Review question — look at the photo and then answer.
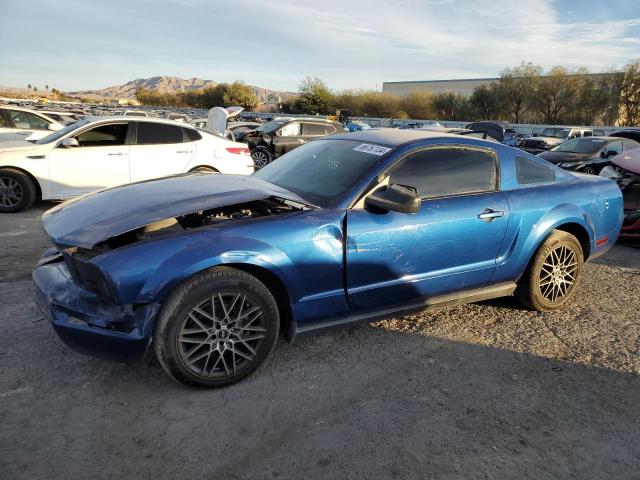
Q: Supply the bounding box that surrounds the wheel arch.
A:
[224,263,293,334]
[188,165,219,173]
[0,165,42,199]
[554,222,592,259]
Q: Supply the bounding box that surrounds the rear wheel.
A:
[581,165,597,175]
[251,146,272,169]
[516,230,584,311]
[154,267,280,387]
[0,168,36,213]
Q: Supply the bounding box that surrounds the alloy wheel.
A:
[538,245,578,303]
[251,151,270,169]
[0,177,23,208]
[177,292,267,379]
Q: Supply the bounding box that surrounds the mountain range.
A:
[67,76,292,102]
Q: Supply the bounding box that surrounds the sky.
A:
[1,0,639,92]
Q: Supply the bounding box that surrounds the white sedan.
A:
[0,106,65,141]
[0,116,254,212]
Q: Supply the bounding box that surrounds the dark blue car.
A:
[33,129,623,387]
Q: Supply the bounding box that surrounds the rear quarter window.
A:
[515,156,555,185]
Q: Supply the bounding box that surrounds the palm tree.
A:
[45,84,49,96]
[27,84,32,97]
[33,86,38,97]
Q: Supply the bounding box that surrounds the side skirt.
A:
[287,281,517,343]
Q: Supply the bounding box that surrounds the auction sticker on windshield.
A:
[353,143,392,156]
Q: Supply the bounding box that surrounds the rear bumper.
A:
[33,261,160,363]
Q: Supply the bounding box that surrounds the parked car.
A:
[36,110,81,125]
[123,110,149,117]
[242,117,345,168]
[610,128,640,143]
[465,121,510,143]
[0,106,64,141]
[538,136,639,175]
[600,149,640,239]
[33,129,622,387]
[0,117,253,212]
[520,127,595,154]
[345,121,371,132]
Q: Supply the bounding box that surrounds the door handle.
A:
[16,132,30,136]
[477,208,504,222]
[108,152,124,156]
[176,150,192,154]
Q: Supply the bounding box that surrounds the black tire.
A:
[0,168,37,213]
[516,230,584,311]
[154,267,280,387]
[251,146,273,169]
[581,165,597,175]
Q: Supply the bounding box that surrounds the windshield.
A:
[541,128,570,138]
[255,120,285,133]
[33,119,90,144]
[253,139,391,207]
[551,138,605,154]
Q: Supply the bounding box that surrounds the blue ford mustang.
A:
[33,129,623,387]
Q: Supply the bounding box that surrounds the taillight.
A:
[225,147,250,156]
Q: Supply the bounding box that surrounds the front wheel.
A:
[581,165,597,175]
[516,230,584,311]
[0,168,37,213]
[251,146,273,169]
[154,267,280,387]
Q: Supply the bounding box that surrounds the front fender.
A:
[138,235,302,304]
[92,231,303,306]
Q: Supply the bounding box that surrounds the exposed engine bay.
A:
[94,197,305,251]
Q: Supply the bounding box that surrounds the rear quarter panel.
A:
[492,147,623,284]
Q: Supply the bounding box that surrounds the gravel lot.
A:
[1,203,639,479]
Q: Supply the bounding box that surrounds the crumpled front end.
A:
[33,252,160,363]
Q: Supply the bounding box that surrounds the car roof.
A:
[328,128,464,147]
[84,115,198,128]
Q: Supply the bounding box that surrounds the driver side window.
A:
[73,123,128,147]
[389,147,498,199]
[604,140,622,157]
[279,122,301,137]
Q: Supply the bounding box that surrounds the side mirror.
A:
[365,184,421,214]
[48,123,63,131]
[60,137,79,148]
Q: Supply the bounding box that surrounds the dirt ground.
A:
[1,203,639,480]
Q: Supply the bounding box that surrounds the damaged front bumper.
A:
[33,259,160,363]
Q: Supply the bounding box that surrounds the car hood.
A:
[42,173,309,249]
[538,151,592,163]
[0,139,43,153]
[611,149,640,174]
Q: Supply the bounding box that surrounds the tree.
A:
[45,84,49,96]
[295,76,334,115]
[619,60,640,126]
[359,92,403,118]
[401,91,434,119]
[432,92,471,121]
[33,86,38,95]
[27,84,32,97]
[496,62,542,123]
[469,84,501,120]
[534,66,581,124]
[222,81,258,109]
